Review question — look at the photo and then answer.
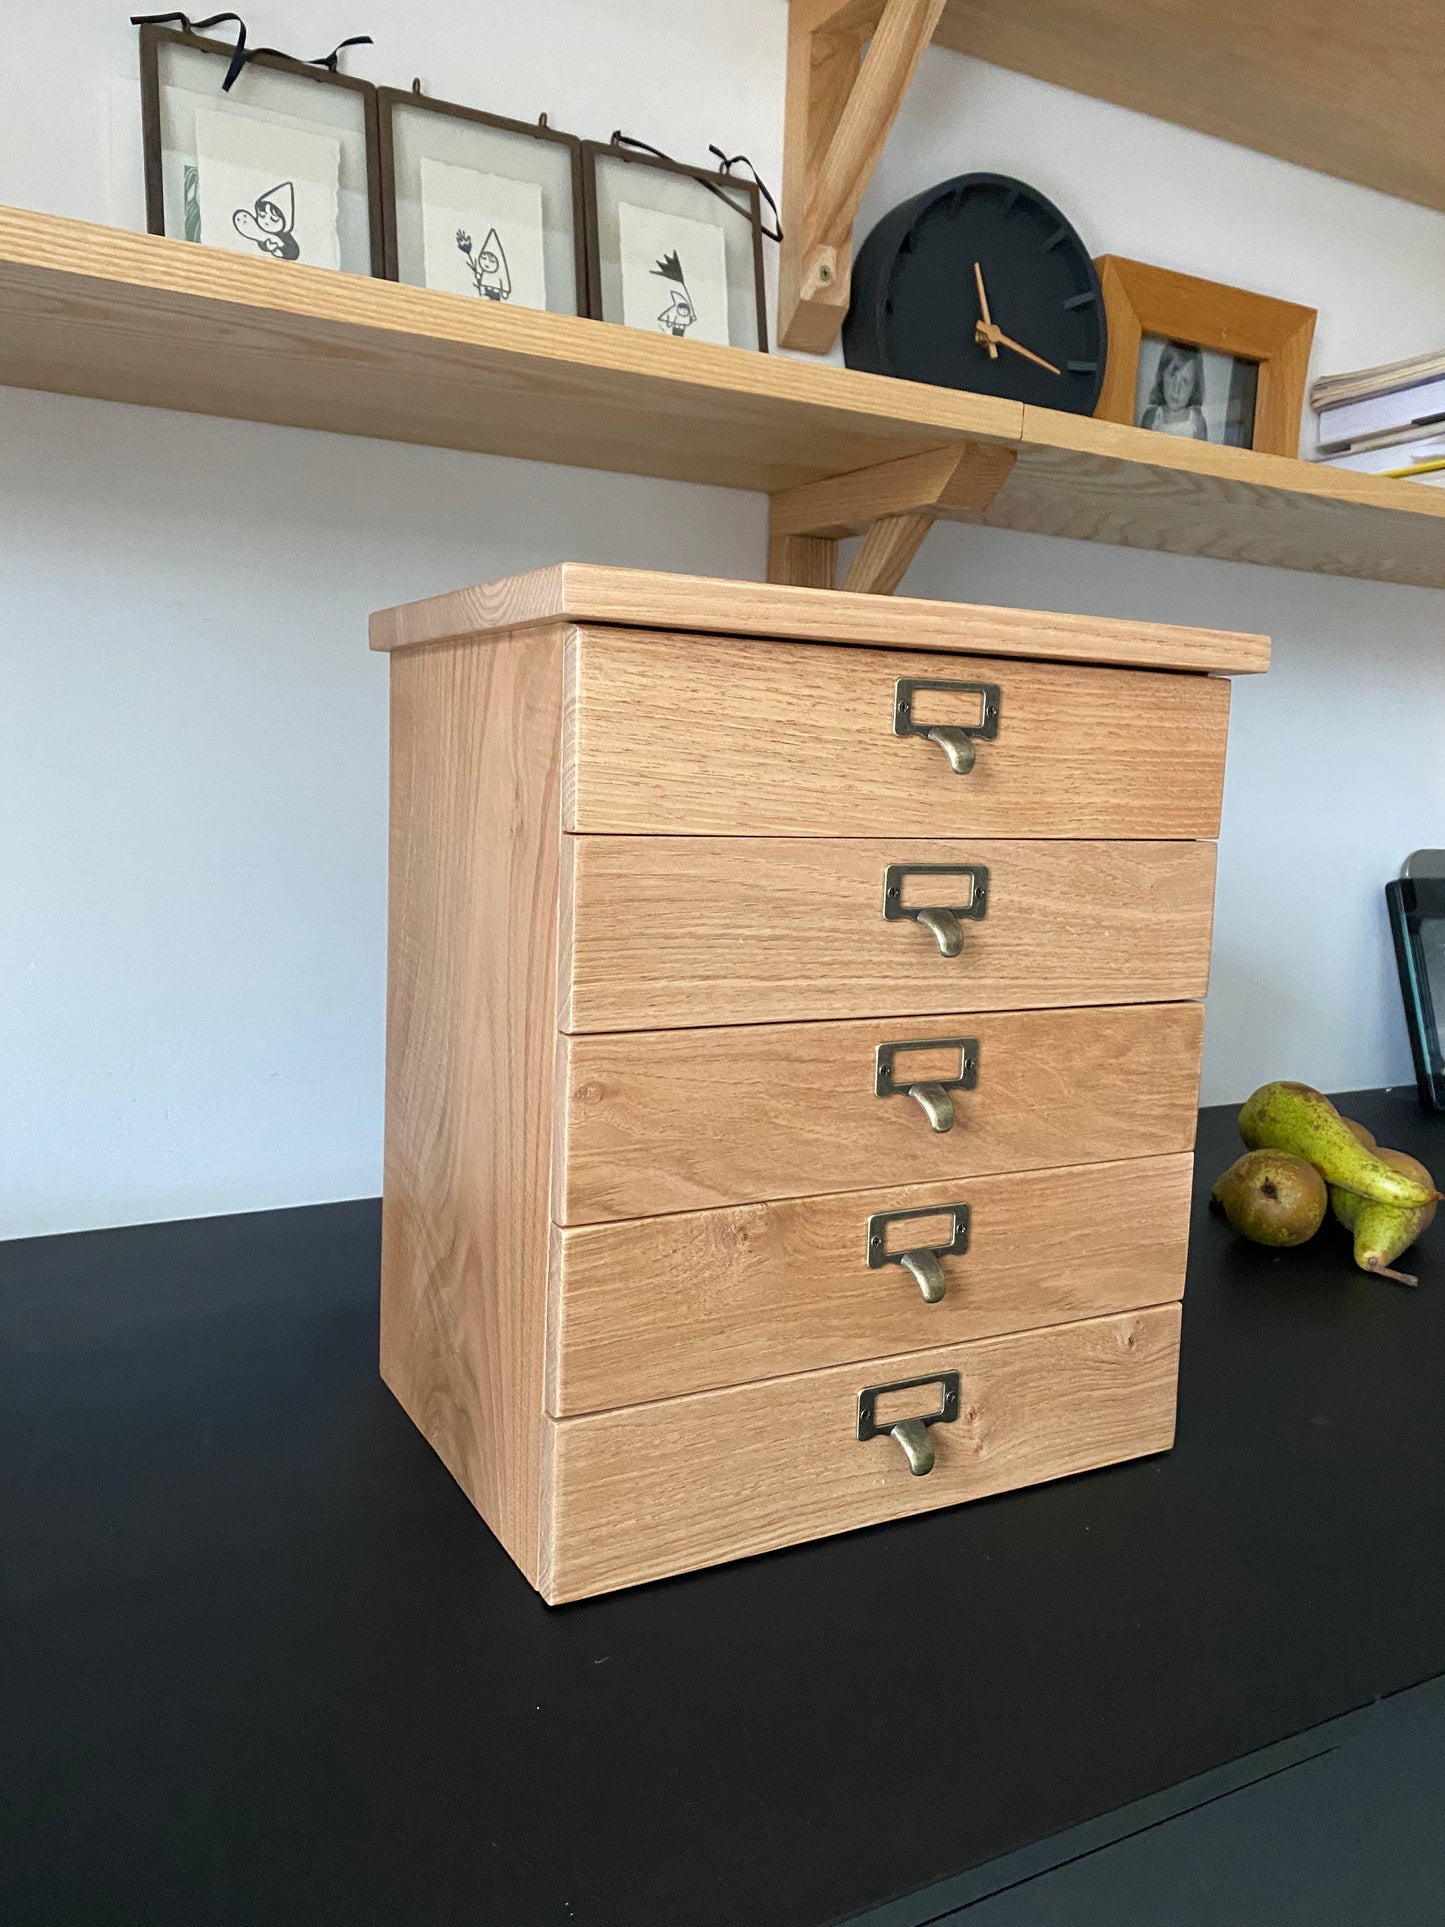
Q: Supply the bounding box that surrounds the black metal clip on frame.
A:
[129,11,372,91]
[609,131,783,243]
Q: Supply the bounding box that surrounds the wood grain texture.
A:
[842,510,936,592]
[769,442,1019,538]
[936,0,1445,218]
[379,626,564,1583]
[778,0,947,352]
[3,205,1441,590]
[371,562,1268,673]
[766,530,839,590]
[776,4,858,352]
[565,630,1234,839]
[803,0,948,253]
[554,1001,1204,1223]
[987,407,1445,590]
[0,202,1016,495]
[540,1303,1181,1600]
[1094,257,1316,459]
[558,836,1217,1031]
[548,1153,1192,1414]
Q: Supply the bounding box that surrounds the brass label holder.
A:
[857,1370,961,1476]
[875,1036,980,1134]
[867,1200,971,1302]
[883,861,990,957]
[892,678,1001,774]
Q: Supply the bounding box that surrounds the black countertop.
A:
[4,1089,1444,1927]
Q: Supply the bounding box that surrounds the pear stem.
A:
[1366,1259,1419,1288]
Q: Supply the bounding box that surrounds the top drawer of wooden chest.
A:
[564,629,1231,838]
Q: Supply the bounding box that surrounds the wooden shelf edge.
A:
[0,203,1019,485]
[1020,406,1445,526]
[3,205,1444,592]
[990,406,1445,591]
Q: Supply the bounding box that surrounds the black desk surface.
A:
[4,1089,1445,1927]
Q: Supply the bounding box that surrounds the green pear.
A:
[1239,1082,1438,1210]
[1212,1150,1327,1247]
[1341,1117,1377,1151]
[1331,1147,1437,1286]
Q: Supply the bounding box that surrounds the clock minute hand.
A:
[989,325,1062,377]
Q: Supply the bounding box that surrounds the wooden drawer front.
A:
[565,629,1231,838]
[548,1154,1192,1415]
[541,1304,1181,1601]
[560,835,1216,1031]
[554,1000,1202,1223]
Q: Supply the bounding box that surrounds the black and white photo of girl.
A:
[1135,334,1259,447]
[232,179,300,260]
[1140,339,1208,439]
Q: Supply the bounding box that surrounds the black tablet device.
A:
[1388,860,1445,1112]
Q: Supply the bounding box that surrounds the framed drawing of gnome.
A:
[377,85,587,317]
[581,138,768,351]
[137,20,383,277]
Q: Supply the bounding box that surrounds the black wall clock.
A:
[843,173,1107,415]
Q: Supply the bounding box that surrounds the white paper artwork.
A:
[194,107,341,268]
[617,201,730,346]
[419,158,548,308]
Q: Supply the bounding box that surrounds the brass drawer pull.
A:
[883,863,990,957]
[857,1370,961,1476]
[875,1036,979,1134]
[893,678,1001,776]
[867,1201,970,1303]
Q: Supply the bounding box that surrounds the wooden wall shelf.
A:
[5,206,1445,591]
[935,0,1445,221]
[0,205,1012,496]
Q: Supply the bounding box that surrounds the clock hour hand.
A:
[972,261,999,360]
[977,320,1062,376]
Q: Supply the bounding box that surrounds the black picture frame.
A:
[580,139,768,351]
[375,84,587,316]
[1388,875,1445,1112]
[137,21,385,277]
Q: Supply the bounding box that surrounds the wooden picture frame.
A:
[582,140,768,352]
[1094,256,1316,458]
[138,22,384,277]
[376,85,587,316]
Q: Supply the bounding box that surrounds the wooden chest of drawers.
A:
[372,564,1268,1604]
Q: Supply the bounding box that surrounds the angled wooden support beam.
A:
[779,0,947,353]
[842,512,935,592]
[767,440,1019,593]
[771,443,1019,540]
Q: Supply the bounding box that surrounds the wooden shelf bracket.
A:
[778,0,947,353]
[768,442,1018,592]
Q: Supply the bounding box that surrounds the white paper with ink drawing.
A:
[419,158,548,308]
[194,107,341,268]
[617,202,729,345]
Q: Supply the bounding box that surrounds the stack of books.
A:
[1311,350,1445,483]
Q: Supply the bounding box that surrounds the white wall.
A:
[2,3,1442,1237]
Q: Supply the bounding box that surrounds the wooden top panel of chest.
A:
[370,563,1270,676]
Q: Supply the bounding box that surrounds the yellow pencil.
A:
[1382,456,1445,478]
